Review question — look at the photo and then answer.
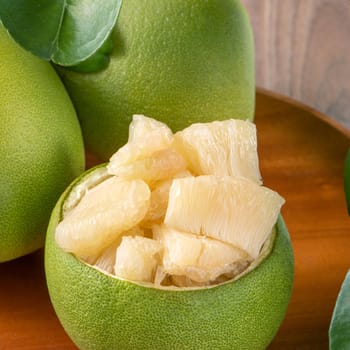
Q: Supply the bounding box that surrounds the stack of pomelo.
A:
[45,116,294,350]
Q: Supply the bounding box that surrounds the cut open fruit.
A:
[55,115,286,288]
[46,115,294,350]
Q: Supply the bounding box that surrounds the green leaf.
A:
[0,0,122,69]
[65,34,114,73]
[329,269,350,350]
[345,149,350,216]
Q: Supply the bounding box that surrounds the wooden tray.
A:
[1,89,350,349]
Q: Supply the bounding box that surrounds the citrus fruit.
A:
[0,24,85,262]
[45,116,293,350]
[57,0,255,160]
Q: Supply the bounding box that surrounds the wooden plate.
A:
[1,89,350,349]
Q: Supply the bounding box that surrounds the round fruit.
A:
[0,24,85,262]
[58,0,255,160]
[45,167,293,350]
[45,117,293,350]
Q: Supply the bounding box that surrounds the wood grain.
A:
[255,90,350,349]
[0,90,350,349]
[241,0,350,129]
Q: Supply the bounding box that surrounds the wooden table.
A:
[1,89,350,349]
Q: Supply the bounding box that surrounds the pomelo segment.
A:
[55,176,150,258]
[173,119,261,183]
[110,148,187,183]
[85,226,145,275]
[141,170,193,226]
[86,240,120,275]
[115,236,162,282]
[108,115,187,184]
[153,225,251,284]
[164,175,285,259]
[108,115,173,171]
[141,179,173,226]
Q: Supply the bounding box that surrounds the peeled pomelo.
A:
[115,235,162,283]
[107,115,175,172]
[45,169,293,350]
[55,176,151,259]
[164,175,284,259]
[0,24,84,262]
[45,116,293,349]
[107,115,188,185]
[57,0,255,160]
[173,119,262,183]
[153,224,251,284]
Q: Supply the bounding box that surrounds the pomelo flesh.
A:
[115,236,162,283]
[55,115,280,285]
[55,176,151,259]
[153,225,251,284]
[107,115,188,184]
[173,119,262,183]
[164,175,284,259]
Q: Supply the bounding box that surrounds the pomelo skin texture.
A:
[45,166,294,350]
[58,0,255,160]
[0,25,85,262]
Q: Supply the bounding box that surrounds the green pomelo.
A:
[58,0,255,160]
[45,166,294,350]
[0,24,85,262]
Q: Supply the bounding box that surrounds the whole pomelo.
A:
[58,0,255,160]
[45,165,294,350]
[0,24,85,262]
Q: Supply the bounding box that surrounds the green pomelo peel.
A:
[329,269,350,349]
[0,24,85,262]
[58,0,255,160]
[45,166,294,350]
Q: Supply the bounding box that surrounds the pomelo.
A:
[57,0,255,160]
[45,170,293,350]
[0,24,85,262]
[45,117,294,349]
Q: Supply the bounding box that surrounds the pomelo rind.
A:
[57,0,255,160]
[45,165,294,350]
[0,24,85,262]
